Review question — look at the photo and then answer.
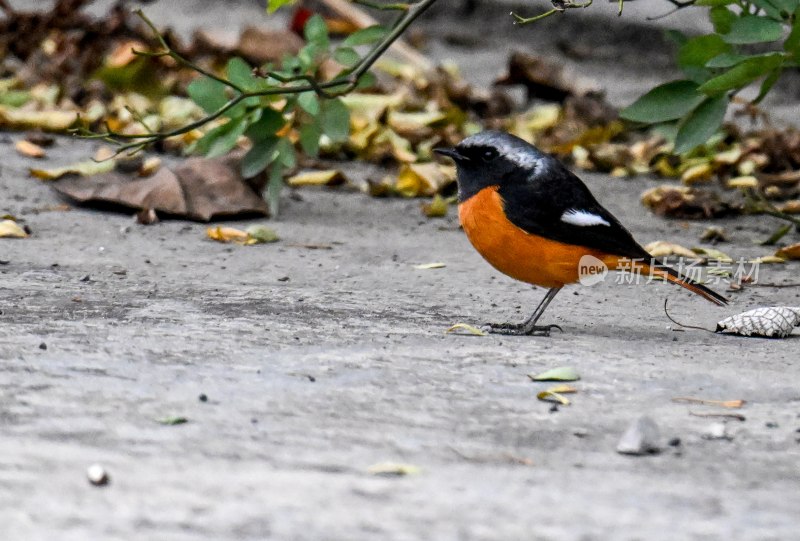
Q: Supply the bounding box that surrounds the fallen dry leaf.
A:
[15,139,46,158]
[715,306,800,338]
[691,247,733,263]
[495,51,601,102]
[775,243,800,260]
[445,323,487,336]
[0,219,29,238]
[30,159,116,180]
[529,366,580,382]
[395,163,455,197]
[672,397,746,408]
[135,208,159,225]
[641,185,734,219]
[367,462,420,476]
[207,224,278,245]
[749,255,786,264]
[413,262,446,269]
[536,387,574,405]
[51,154,268,221]
[645,241,700,260]
[421,194,449,218]
[287,170,347,187]
[0,106,78,131]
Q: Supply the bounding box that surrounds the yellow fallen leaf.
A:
[775,243,800,260]
[395,162,455,197]
[536,389,571,405]
[445,323,487,336]
[286,170,347,187]
[30,159,116,180]
[207,226,249,243]
[749,255,786,264]
[645,241,700,260]
[691,247,733,263]
[544,384,578,394]
[15,139,46,158]
[726,176,758,189]
[672,397,745,409]
[681,163,714,184]
[367,462,420,476]
[421,194,448,218]
[139,157,162,176]
[0,219,28,238]
[413,262,446,269]
[0,105,78,131]
[206,225,278,245]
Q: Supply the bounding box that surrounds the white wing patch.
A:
[560,209,611,227]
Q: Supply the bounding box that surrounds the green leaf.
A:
[355,71,377,90]
[267,0,297,13]
[678,35,731,81]
[664,29,688,46]
[698,54,783,94]
[195,117,247,158]
[320,98,350,142]
[770,0,800,14]
[784,14,800,57]
[722,15,784,44]
[749,0,783,19]
[266,163,284,217]
[274,136,297,168]
[343,25,387,46]
[620,80,705,123]
[705,52,749,68]
[333,47,361,67]
[0,90,30,107]
[709,6,736,34]
[753,67,782,103]
[695,0,735,5]
[299,121,321,156]
[242,136,278,178]
[303,15,329,47]
[157,416,188,425]
[528,367,580,382]
[674,95,728,153]
[245,107,285,141]
[187,76,227,114]
[226,57,257,91]
[297,92,320,116]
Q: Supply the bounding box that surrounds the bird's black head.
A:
[434,131,557,202]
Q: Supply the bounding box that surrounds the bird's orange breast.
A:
[458,186,618,288]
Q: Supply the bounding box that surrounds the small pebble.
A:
[38,342,47,350]
[702,422,730,440]
[617,416,661,455]
[87,464,110,486]
[668,437,681,447]
[765,422,778,429]
[198,393,208,402]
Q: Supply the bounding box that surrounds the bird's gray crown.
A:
[458,131,547,172]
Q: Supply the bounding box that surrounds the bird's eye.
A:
[482,148,498,161]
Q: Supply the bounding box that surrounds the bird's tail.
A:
[634,261,728,306]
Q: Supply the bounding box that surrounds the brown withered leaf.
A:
[640,185,735,219]
[495,51,603,102]
[235,26,304,66]
[775,243,800,260]
[52,154,268,221]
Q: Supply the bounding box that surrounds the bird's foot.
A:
[481,322,563,336]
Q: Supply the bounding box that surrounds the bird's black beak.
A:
[433,147,467,162]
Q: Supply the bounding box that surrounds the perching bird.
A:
[434,131,727,336]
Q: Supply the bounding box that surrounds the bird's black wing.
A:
[497,166,652,261]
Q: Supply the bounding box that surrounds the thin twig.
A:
[663,298,715,333]
[80,0,438,154]
[513,0,593,24]
[689,410,746,421]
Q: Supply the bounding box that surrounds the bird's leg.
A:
[484,287,563,336]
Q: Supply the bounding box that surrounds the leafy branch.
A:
[79,1,436,156]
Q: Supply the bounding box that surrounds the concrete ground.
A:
[2,1,800,540]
